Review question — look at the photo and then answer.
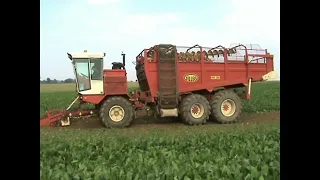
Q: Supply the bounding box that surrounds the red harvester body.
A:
[40,44,276,128]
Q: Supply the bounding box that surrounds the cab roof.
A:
[67,52,105,60]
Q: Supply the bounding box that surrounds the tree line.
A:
[40,77,76,84]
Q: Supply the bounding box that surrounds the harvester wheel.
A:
[210,90,242,124]
[180,94,210,125]
[99,96,134,128]
[95,104,101,110]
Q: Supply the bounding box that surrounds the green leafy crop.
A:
[40,81,280,179]
[40,127,280,180]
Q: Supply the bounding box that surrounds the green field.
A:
[40,82,139,93]
[40,81,280,118]
[40,81,280,179]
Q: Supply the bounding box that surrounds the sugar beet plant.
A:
[40,127,280,180]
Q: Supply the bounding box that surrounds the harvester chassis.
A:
[40,43,276,128]
[40,85,248,127]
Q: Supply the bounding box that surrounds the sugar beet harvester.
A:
[40,44,277,128]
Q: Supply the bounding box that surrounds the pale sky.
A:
[40,0,280,81]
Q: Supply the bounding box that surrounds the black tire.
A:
[95,104,101,110]
[178,103,187,124]
[99,96,134,128]
[180,94,211,125]
[210,90,242,124]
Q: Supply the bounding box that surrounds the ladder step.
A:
[161,104,178,109]
[159,87,177,90]
[159,67,175,71]
[161,95,178,98]
[157,45,178,108]
[159,77,176,80]
[159,59,175,61]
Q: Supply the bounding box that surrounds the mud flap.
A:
[246,78,252,100]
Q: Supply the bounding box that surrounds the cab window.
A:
[90,59,103,80]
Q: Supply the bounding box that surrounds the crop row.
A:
[40,126,280,180]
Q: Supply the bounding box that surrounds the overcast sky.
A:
[40,0,280,81]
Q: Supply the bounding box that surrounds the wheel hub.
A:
[192,106,199,114]
[190,103,205,118]
[220,99,236,117]
[109,105,125,122]
[223,104,229,111]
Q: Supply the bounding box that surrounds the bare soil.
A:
[68,111,280,130]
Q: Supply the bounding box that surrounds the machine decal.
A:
[184,74,199,82]
[210,76,221,80]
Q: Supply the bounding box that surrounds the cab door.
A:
[81,58,104,95]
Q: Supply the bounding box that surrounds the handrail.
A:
[135,49,145,59]
[208,45,226,51]
[186,44,201,52]
[229,44,247,51]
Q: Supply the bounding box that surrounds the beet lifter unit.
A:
[40,44,277,128]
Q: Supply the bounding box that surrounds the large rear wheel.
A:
[99,96,134,128]
[210,90,242,124]
[180,94,210,125]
